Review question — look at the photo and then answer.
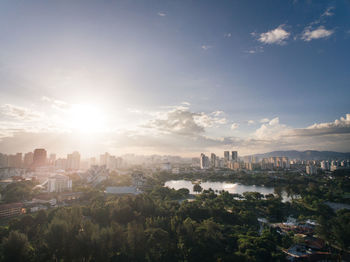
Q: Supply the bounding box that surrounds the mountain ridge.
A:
[246,150,350,160]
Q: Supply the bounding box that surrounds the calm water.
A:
[165,180,283,196]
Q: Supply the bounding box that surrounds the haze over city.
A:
[1,1,350,261]
[0,0,349,157]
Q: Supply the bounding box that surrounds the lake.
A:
[165,180,289,200]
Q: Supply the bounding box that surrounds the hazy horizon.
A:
[1,0,349,156]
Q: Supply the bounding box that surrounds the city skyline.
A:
[1,2,349,261]
[0,0,350,156]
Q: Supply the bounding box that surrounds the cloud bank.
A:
[0,100,349,156]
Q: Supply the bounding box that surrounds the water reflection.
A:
[165,180,291,201]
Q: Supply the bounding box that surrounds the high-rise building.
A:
[320,160,330,171]
[191,157,200,167]
[107,155,116,170]
[251,156,257,164]
[67,151,80,170]
[267,156,289,169]
[100,152,110,166]
[8,153,22,168]
[49,154,56,166]
[224,151,230,162]
[231,151,238,162]
[281,157,290,169]
[33,149,47,167]
[116,157,123,169]
[23,152,34,168]
[211,153,216,167]
[0,154,8,168]
[200,153,210,169]
[55,158,67,170]
[306,165,317,175]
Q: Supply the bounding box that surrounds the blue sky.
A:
[0,0,349,157]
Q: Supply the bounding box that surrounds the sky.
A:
[0,0,349,157]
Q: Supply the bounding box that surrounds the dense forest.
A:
[0,170,349,261]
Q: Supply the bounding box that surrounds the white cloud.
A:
[322,6,335,17]
[260,118,270,123]
[1,113,350,156]
[194,112,227,127]
[255,117,289,140]
[211,110,224,117]
[308,114,350,129]
[41,96,69,112]
[248,120,255,125]
[231,123,239,130]
[201,45,212,50]
[143,105,226,136]
[301,26,334,41]
[253,114,350,152]
[181,101,191,106]
[257,25,290,45]
[245,46,264,54]
[269,117,279,126]
[157,12,166,17]
[0,104,43,121]
[224,33,232,38]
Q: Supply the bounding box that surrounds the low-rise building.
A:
[0,202,25,219]
[48,174,72,193]
[105,186,140,195]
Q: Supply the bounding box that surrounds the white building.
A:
[47,174,72,193]
[320,161,330,171]
[306,165,317,175]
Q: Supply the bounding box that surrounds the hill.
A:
[249,150,350,160]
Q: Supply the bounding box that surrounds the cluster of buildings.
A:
[261,157,290,169]
[320,160,350,171]
[196,152,350,174]
[0,149,79,170]
[304,160,350,175]
[0,149,126,172]
[199,151,238,169]
[0,149,46,169]
[258,217,333,261]
[198,151,292,171]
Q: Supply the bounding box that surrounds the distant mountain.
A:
[248,150,350,160]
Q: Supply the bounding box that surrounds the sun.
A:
[67,104,107,133]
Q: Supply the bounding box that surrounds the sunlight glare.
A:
[67,104,107,133]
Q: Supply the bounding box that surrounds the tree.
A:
[1,181,35,203]
[193,184,202,194]
[45,218,70,261]
[178,188,190,197]
[331,210,350,253]
[145,227,173,261]
[1,231,33,262]
[127,221,145,260]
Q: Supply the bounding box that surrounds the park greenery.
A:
[0,169,349,261]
